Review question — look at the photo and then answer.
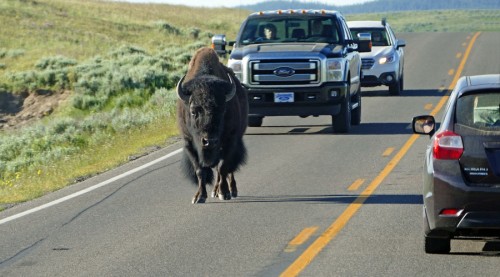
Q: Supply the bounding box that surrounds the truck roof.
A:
[248,9,342,17]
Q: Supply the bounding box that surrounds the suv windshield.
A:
[239,16,340,45]
[350,28,390,46]
[456,92,500,130]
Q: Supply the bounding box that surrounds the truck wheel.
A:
[332,93,351,133]
[248,116,263,127]
[350,87,361,126]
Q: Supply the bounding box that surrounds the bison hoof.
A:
[218,192,231,201]
[211,191,217,198]
[231,191,238,198]
[192,196,206,204]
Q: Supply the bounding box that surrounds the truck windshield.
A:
[239,16,340,45]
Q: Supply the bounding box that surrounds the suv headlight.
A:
[326,59,345,82]
[379,53,395,64]
[227,59,242,81]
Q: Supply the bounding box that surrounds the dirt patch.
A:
[0,89,70,130]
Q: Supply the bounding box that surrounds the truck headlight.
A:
[227,59,242,81]
[379,53,395,64]
[326,59,345,82]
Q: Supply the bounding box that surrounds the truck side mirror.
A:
[211,34,227,57]
[355,33,372,53]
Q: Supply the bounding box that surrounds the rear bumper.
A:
[425,169,500,239]
[246,82,348,117]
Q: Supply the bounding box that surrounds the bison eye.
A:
[190,107,201,117]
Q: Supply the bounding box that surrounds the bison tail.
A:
[181,151,214,185]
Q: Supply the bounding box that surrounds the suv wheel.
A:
[389,74,403,95]
[424,236,451,254]
[248,116,263,127]
[389,81,401,95]
[332,93,351,133]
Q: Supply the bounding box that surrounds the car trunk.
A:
[458,134,500,186]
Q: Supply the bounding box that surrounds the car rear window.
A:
[455,92,500,130]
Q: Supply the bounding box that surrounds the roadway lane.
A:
[1,32,499,277]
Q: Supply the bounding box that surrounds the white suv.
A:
[347,19,406,95]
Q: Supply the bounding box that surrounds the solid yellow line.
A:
[382,147,394,157]
[279,31,481,277]
[347,179,365,191]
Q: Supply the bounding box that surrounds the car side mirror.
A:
[412,115,435,137]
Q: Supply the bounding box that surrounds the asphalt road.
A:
[1,32,499,277]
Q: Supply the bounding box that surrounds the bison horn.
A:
[225,73,237,102]
[176,75,190,102]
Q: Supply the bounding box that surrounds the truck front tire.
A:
[332,93,351,133]
[248,116,263,127]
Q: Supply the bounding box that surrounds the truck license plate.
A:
[274,92,294,103]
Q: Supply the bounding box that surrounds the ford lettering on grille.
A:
[274,67,295,77]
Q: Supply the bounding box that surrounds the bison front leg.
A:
[193,168,210,204]
[211,172,221,198]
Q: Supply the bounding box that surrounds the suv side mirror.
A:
[355,33,372,53]
[396,39,406,49]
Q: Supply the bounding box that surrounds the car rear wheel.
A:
[248,116,263,127]
[332,93,351,133]
[424,236,451,254]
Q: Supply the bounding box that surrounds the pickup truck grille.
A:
[361,58,375,70]
[249,59,320,86]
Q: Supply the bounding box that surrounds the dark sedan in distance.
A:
[412,74,500,254]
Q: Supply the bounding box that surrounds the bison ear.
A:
[225,73,237,102]
[176,75,191,102]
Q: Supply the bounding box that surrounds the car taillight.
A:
[433,130,464,160]
[439,208,464,217]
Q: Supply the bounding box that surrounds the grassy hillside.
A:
[0,0,498,209]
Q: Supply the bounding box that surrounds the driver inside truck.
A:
[263,23,277,40]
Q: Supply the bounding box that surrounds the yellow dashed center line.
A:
[424,103,433,110]
[348,179,365,191]
[285,227,319,253]
[382,147,395,157]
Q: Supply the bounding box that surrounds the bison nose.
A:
[201,137,218,148]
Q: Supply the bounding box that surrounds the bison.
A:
[176,47,248,204]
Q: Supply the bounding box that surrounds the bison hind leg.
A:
[228,173,237,198]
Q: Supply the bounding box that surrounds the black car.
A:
[412,74,500,254]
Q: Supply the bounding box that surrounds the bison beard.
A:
[176,47,248,204]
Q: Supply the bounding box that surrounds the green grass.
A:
[0,0,499,210]
[346,9,500,32]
